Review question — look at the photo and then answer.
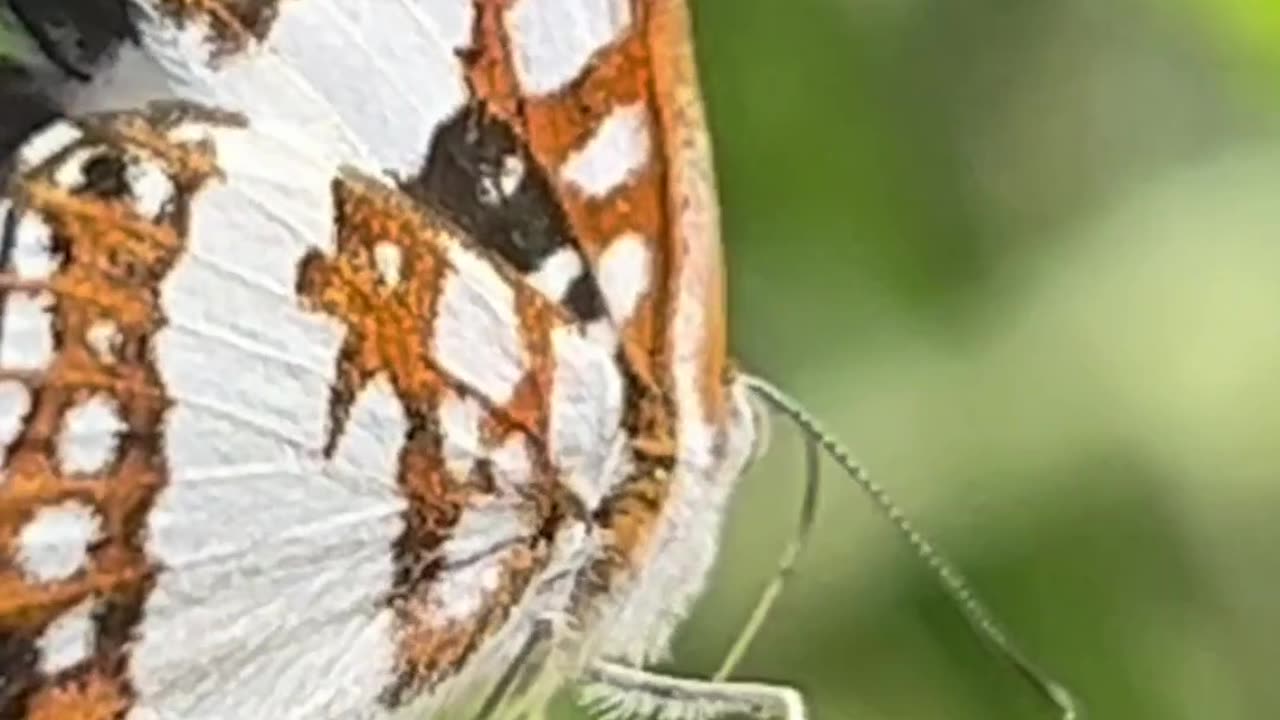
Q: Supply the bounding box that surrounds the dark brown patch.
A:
[401,103,607,323]
[297,173,579,704]
[461,0,733,423]
[0,103,228,718]
[463,0,669,375]
[154,0,281,59]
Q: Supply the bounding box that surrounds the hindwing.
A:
[0,103,625,718]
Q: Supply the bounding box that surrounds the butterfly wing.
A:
[451,0,752,665]
[57,0,754,687]
[73,3,714,351]
[0,104,624,718]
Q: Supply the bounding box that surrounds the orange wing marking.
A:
[465,0,672,400]
[296,172,575,702]
[153,0,283,58]
[462,0,712,617]
[0,105,231,719]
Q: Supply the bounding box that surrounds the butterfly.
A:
[0,2,1080,719]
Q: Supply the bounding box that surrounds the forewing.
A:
[0,104,623,718]
[456,0,727,397]
[453,0,764,668]
[77,3,727,398]
[63,0,742,684]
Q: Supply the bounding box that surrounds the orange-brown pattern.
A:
[461,0,727,617]
[296,171,579,699]
[465,0,673,397]
[155,0,282,58]
[144,0,720,478]
[3,0,738,710]
[0,104,233,719]
[26,672,129,720]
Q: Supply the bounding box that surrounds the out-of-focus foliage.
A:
[617,1,1276,719]
[1182,0,1280,86]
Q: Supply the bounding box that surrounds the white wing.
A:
[52,1,649,329]
[13,0,746,706]
[0,105,624,719]
[62,2,624,174]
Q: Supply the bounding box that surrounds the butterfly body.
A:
[0,2,766,718]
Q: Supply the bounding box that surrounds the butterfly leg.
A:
[577,660,807,720]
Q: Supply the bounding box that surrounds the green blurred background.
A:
[644,1,1279,719]
[3,1,1277,718]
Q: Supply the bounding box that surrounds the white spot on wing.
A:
[0,381,30,470]
[444,501,528,571]
[435,245,526,404]
[527,246,583,301]
[7,213,60,280]
[426,399,538,624]
[126,157,176,219]
[152,123,357,543]
[583,318,618,348]
[60,396,126,474]
[86,320,122,365]
[439,391,483,481]
[438,391,535,488]
[39,601,95,674]
[373,242,402,289]
[52,147,100,189]
[548,326,624,508]
[432,503,528,622]
[15,120,83,170]
[507,0,631,94]
[561,103,650,197]
[595,232,651,326]
[0,293,54,369]
[18,501,98,582]
[327,375,408,499]
[488,433,534,490]
[499,153,526,196]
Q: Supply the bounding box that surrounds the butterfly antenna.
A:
[740,374,1082,720]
